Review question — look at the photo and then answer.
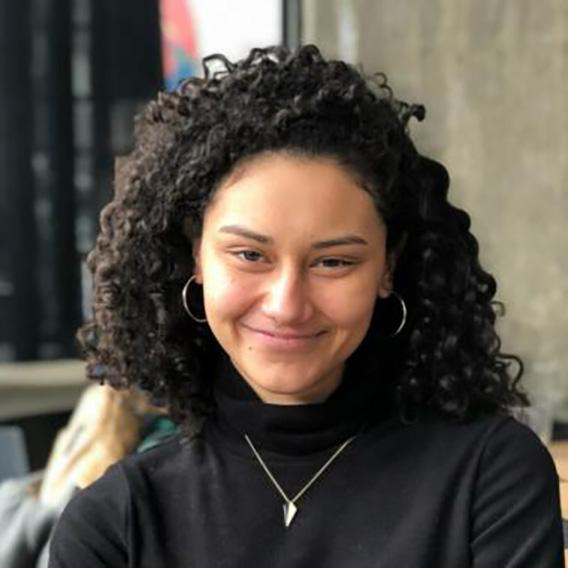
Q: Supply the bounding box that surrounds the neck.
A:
[207,354,394,456]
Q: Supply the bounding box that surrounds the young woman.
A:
[49,45,563,567]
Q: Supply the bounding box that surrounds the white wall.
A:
[189,0,282,64]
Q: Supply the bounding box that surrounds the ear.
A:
[377,233,407,299]
[377,260,394,299]
[192,238,203,284]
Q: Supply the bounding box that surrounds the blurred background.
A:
[0,0,567,486]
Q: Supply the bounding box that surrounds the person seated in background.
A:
[49,45,564,567]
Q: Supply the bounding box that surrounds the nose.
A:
[261,267,314,326]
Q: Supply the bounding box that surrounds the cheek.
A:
[318,283,377,332]
[202,264,253,321]
[344,297,377,334]
[334,298,377,359]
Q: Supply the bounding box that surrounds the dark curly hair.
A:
[78,44,527,428]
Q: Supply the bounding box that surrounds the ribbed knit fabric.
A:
[210,355,393,456]
[49,360,564,567]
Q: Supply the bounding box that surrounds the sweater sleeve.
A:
[48,463,129,568]
[471,417,564,567]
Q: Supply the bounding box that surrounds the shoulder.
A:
[460,416,564,563]
[49,434,194,566]
[465,415,559,501]
[59,431,198,512]
[455,413,558,485]
[121,432,191,470]
[397,413,563,562]
[375,412,559,490]
[485,414,555,462]
[405,411,555,466]
[49,461,129,566]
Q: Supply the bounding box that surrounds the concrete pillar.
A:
[303,0,568,402]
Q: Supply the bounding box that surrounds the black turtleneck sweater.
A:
[49,361,564,567]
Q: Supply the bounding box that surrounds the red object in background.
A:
[160,0,198,89]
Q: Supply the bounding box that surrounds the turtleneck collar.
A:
[206,354,394,456]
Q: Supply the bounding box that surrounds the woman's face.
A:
[193,152,393,404]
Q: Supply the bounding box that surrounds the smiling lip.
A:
[241,324,325,348]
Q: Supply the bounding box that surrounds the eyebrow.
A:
[218,225,369,249]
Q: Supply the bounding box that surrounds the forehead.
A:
[203,153,383,239]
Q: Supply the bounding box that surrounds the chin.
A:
[240,360,341,403]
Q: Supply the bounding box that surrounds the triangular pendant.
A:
[283,502,298,527]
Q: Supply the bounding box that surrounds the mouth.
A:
[241,324,326,349]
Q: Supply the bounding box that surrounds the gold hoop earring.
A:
[387,291,407,338]
[181,275,207,323]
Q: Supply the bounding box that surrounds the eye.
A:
[235,250,264,263]
[314,258,357,269]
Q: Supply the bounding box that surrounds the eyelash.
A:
[236,250,264,263]
[232,250,357,269]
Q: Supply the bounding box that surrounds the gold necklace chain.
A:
[244,433,357,527]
